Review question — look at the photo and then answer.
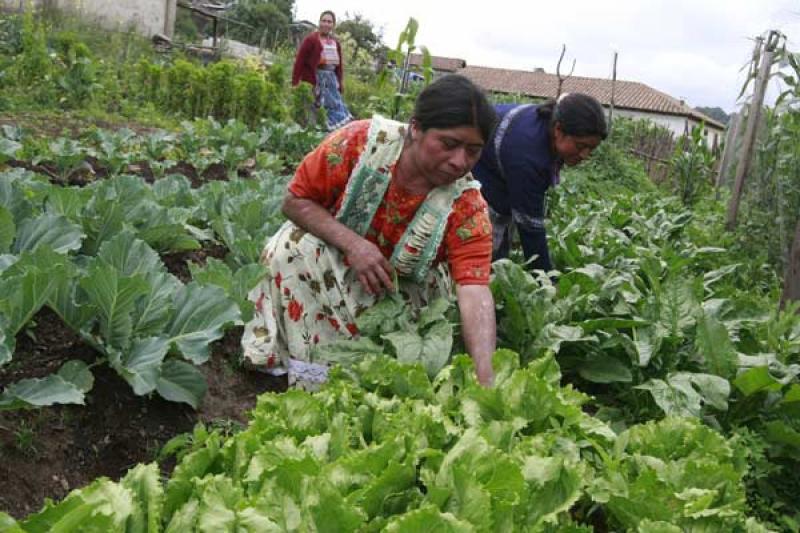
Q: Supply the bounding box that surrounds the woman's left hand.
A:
[345,236,395,295]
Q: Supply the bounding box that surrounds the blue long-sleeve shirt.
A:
[472,104,561,271]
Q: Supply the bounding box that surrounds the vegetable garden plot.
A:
[0,117,798,529]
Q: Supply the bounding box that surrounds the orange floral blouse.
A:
[287,119,493,285]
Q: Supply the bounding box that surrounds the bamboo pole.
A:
[715,111,742,196]
[608,51,618,133]
[726,31,780,230]
[780,220,800,312]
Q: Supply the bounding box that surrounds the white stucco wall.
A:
[1,0,177,37]
[613,108,723,149]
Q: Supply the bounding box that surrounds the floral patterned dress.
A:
[242,118,492,389]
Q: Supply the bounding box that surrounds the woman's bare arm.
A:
[455,284,496,386]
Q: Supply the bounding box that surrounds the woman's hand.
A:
[474,356,495,387]
[345,237,395,295]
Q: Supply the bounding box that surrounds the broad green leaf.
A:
[189,257,233,292]
[765,421,800,449]
[631,326,661,368]
[162,432,223,523]
[0,171,33,222]
[345,355,433,400]
[673,373,730,411]
[138,224,200,253]
[46,187,90,221]
[694,312,737,378]
[637,378,693,417]
[211,217,263,267]
[442,465,492,529]
[356,295,406,336]
[733,366,782,396]
[578,356,633,383]
[419,298,452,329]
[346,459,417,520]
[579,317,649,333]
[0,316,12,366]
[314,337,385,367]
[781,384,800,404]
[164,500,199,533]
[57,360,94,393]
[421,320,454,379]
[190,259,268,323]
[0,254,17,274]
[133,272,181,337]
[637,372,730,417]
[80,263,149,349]
[21,477,134,531]
[96,231,165,278]
[383,505,475,532]
[47,269,96,333]
[703,264,739,289]
[383,330,423,365]
[0,372,88,410]
[231,264,269,321]
[660,278,697,337]
[491,348,521,387]
[519,456,584,527]
[0,512,23,532]
[0,206,13,253]
[156,359,207,408]
[0,137,21,163]
[13,214,85,254]
[538,324,596,354]
[111,337,170,396]
[0,261,65,335]
[152,174,194,205]
[120,463,164,533]
[82,199,125,256]
[167,283,240,364]
[638,519,683,533]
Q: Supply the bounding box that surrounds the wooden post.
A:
[608,51,618,133]
[726,31,780,230]
[715,111,742,194]
[212,16,218,49]
[781,220,800,312]
[555,44,575,98]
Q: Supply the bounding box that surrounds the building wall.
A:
[614,108,723,149]
[1,0,177,37]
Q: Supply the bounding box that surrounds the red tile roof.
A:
[459,65,725,130]
[407,53,466,72]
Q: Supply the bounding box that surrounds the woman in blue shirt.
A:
[472,93,607,271]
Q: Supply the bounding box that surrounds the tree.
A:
[227,0,294,47]
[694,106,730,125]
[337,13,383,55]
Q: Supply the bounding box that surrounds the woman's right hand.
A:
[346,237,395,295]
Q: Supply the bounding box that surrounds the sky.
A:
[294,0,800,113]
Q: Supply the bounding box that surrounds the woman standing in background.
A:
[291,10,353,130]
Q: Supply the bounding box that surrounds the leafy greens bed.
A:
[0,352,770,531]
